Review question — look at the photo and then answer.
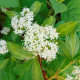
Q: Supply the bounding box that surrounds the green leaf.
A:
[75,22,80,31]
[0,0,20,8]
[61,0,80,22]
[0,59,9,70]
[31,59,44,80]
[7,42,34,60]
[20,0,35,8]
[39,0,47,11]
[58,30,79,60]
[57,21,78,37]
[40,6,49,17]
[42,54,73,78]
[73,51,80,60]
[30,1,42,15]
[65,30,79,59]
[63,0,72,5]
[8,32,20,42]
[58,40,71,59]
[5,11,19,19]
[58,64,74,77]
[2,17,11,27]
[50,0,67,15]
[42,16,56,26]
[0,67,16,80]
[54,20,65,28]
[20,0,46,11]
[34,13,45,25]
[13,59,44,80]
[77,31,80,38]
[0,69,4,79]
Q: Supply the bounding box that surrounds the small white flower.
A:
[66,74,73,80]
[75,74,80,79]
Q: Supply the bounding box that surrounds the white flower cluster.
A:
[72,65,80,79]
[0,40,8,54]
[0,27,10,35]
[65,65,80,80]
[11,7,59,61]
[24,23,59,61]
[11,7,34,35]
[0,7,7,12]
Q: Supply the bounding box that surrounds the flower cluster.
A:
[11,7,34,35]
[72,65,80,79]
[24,23,59,61]
[0,40,8,55]
[11,7,59,61]
[0,27,10,35]
[0,7,7,12]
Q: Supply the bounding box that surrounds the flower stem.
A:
[58,60,76,74]
[6,8,10,11]
[46,0,52,7]
[38,55,48,80]
[48,59,76,80]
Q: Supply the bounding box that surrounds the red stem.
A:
[6,8,10,11]
[38,55,48,80]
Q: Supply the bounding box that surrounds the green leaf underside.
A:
[42,15,56,26]
[13,59,44,80]
[0,0,20,7]
[57,21,78,36]
[30,1,42,15]
[50,0,67,15]
[58,30,79,60]
[0,59,9,70]
[66,30,79,59]
[61,0,80,22]
[7,42,34,60]
[58,40,71,59]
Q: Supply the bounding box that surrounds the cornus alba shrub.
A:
[0,0,80,80]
